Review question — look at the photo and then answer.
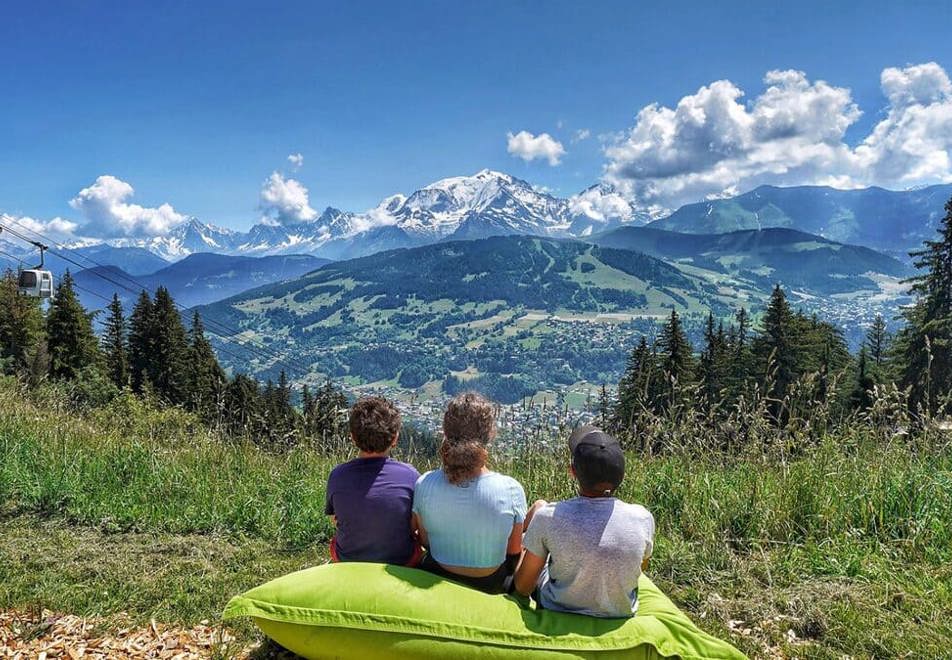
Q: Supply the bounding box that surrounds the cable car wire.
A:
[0,222,314,379]
[0,250,259,369]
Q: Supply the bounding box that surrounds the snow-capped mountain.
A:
[94,170,640,261]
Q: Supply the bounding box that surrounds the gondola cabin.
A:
[18,268,54,298]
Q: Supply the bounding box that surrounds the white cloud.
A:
[572,128,591,143]
[287,152,304,169]
[603,62,952,213]
[0,213,78,242]
[69,175,186,238]
[259,171,318,225]
[507,131,566,166]
[568,186,633,223]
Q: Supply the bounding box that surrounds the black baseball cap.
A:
[568,425,625,492]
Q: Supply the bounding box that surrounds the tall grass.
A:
[3,375,952,656]
[3,375,951,560]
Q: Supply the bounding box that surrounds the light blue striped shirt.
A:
[413,469,527,569]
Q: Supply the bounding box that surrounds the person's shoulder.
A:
[327,459,356,481]
[488,471,525,492]
[415,469,444,488]
[617,500,654,523]
[387,458,421,478]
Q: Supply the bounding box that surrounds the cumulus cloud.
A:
[259,171,318,225]
[572,128,591,143]
[507,131,566,166]
[603,62,952,213]
[568,185,633,223]
[287,152,304,169]
[69,175,187,238]
[0,213,78,242]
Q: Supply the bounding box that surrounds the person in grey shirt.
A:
[514,425,655,618]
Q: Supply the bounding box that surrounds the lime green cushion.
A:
[223,563,746,660]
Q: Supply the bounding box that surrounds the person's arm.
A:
[411,512,429,548]
[523,499,548,532]
[514,549,547,597]
[504,522,523,574]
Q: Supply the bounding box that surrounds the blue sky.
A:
[1,1,951,235]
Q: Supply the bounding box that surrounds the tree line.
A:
[609,196,952,446]
[0,276,346,449]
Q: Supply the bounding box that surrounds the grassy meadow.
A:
[2,376,952,658]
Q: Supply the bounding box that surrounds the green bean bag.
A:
[223,563,746,659]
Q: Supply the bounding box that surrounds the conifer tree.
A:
[849,347,875,411]
[46,271,100,380]
[699,312,729,406]
[150,287,191,405]
[187,311,226,420]
[310,379,348,450]
[753,286,797,402]
[866,315,890,369]
[0,271,45,373]
[656,309,694,408]
[222,373,261,437]
[615,336,655,427]
[895,196,952,412]
[101,294,129,388]
[127,291,154,393]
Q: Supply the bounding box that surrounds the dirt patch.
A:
[0,609,266,659]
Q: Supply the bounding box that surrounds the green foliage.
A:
[0,270,46,373]
[149,287,191,405]
[127,290,154,392]
[2,376,952,657]
[46,271,101,381]
[186,311,226,421]
[896,197,952,413]
[101,293,129,389]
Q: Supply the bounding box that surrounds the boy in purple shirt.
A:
[325,397,421,565]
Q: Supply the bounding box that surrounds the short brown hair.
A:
[441,392,496,484]
[349,397,402,453]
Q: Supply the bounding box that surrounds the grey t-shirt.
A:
[522,497,655,618]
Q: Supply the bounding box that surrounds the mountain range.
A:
[648,184,952,260]
[590,226,910,295]
[198,230,911,397]
[73,253,329,310]
[104,170,639,261]
[92,174,951,264]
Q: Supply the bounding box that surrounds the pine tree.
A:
[896,196,952,412]
[753,286,797,403]
[0,270,46,373]
[127,291,155,393]
[866,315,890,369]
[187,311,226,421]
[46,271,100,380]
[849,347,875,411]
[150,287,190,405]
[699,312,729,407]
[615,336,656,427]
[656,309,694,408]
[222,373,261,437]
[310,380,348,451]
[101,294,129,388]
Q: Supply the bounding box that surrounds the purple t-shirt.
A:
[324,457,420,564]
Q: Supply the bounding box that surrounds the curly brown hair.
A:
[441,392,496,484]
[349,397,402,453]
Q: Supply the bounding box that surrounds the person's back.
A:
[325,397,420,565]
[414,469,525,569]
[515,425,655,618]
[412,392,527,594]
[522,497,654,617]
